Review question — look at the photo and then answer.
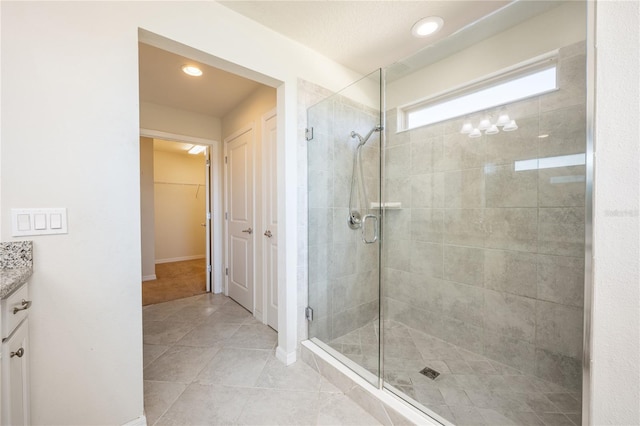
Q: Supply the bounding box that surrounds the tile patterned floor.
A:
[143,294,382,425]
[329,321,582,426]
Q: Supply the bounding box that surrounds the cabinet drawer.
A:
[1,284,30,340]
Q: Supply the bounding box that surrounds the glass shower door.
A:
[307,70,382,385]
[381,2,588,425]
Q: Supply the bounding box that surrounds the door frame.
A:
[140,128,223,293]
[223,123,256,308]
[261,108,278,330]
[139,30,298,366]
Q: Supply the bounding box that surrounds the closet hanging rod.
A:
[153,181,202,186]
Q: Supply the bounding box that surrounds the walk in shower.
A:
[307,2,589,425]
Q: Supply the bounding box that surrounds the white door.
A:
[226,128,254,311]
[263,112,278,330]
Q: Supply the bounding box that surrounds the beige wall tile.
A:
[484,290,536,342]
[443,245,484,286]
[411,137,444,175]
[538,165,586,207]
[484,249,537,298]
[538,105,586,157]
[483,331,536,374]
[538,207,585,256]
[535,348,582,393]
[537,254,585,307]
[444,168,486,208]
[485,208,538,252]
[411,173,444,208]
[486,165,537,208]
[535,300,583,359]
[411,208,444,243]
[442,132,485,171]
[410,241,444,278]
[444,208,486,247]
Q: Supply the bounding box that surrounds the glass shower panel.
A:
[307,70,382,385]
[382,2,587,425]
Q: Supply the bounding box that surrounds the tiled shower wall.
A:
[383,41,587,392]
[303,82,381,344]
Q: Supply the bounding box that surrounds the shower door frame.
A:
[306,2,596,422]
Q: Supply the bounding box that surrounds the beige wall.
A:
[0,2,361,423]
[222,84,277,320]
[592,2,640,425]
[140,137,156,279]
[153,148,206,262]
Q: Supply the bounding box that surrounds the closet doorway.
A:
[140,136,213,305]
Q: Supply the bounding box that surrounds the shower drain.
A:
[419,366,441,380]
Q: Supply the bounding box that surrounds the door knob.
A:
[264,230,272,238]
[11,348,24,358]
[200,223,206,227]
[242,228,253,234]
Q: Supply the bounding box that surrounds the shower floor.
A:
[328,321,581,426]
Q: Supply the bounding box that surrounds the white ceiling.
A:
[138,1,555,117]
[217,1,510,75]
[153,139,197,155]
[138,43,262,117]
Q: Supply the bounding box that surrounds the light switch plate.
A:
[11,208,68,237]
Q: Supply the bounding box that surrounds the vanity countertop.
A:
[0,241,33,299]
[0,267,33,299]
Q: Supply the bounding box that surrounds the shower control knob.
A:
[264,230,272,238]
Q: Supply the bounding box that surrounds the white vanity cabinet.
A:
[1,283,31,426]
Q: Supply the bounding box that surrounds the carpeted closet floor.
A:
[142,259,207,306]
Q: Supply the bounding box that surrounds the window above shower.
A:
[397,55,558,132]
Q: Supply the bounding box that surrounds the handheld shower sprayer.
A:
[350,125,383,147]
[347,125,383,230]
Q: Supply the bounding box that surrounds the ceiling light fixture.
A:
[182,65,203,77]
[188,145,206,155]
[411,17,444,38]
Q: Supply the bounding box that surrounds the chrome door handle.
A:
[264,230,272,238]
[242,228,253,234]
[362,214,378,244]
[13,299,32,315]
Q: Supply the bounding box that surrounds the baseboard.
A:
[121,414,147,426]
[275,346,296,365]
[142,274,157,281]
[155,255,205,264]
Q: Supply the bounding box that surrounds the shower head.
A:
[351,125,383,147]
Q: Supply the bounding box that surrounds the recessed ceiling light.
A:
[411,16,444,38]
[182,65,203,77]
[188,145,206,155]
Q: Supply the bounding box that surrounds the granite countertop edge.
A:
[0,267,33,299]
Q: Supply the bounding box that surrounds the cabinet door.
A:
[2,319,29,426]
